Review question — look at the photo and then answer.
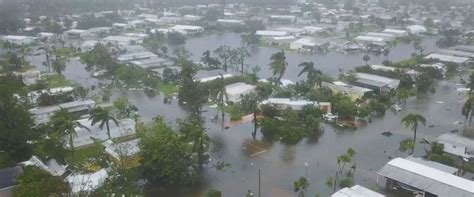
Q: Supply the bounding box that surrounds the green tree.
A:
[14,166,68,196]
[50,108,88,164]
[214,45,233,72]
[89,106,119,140]
[139,117,198,186]
[413,37,424,56]
[466,72,474,95]
[178,116,210,169]
[201,50,220,69]
[231,47,250,74]
[401,113,426,155]
[113,97,137,119]
[0,74,38,166]
[52,58,66,75]
[462,96,474,126]
[206,189,222,197]
[298,61,324,88]
[269,50,288,86]
[293,176,310,197]
[362,54,370,65]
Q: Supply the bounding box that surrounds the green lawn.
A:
[65,144,107,172]
[157,83,179,96]
[42,74,77,88]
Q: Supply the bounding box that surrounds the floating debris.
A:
[451,129,459,133]
[436,101,444,104]
[428,125,435,128]
[381,131,393,137]
[224,126,230,130]
[453,121,462,125]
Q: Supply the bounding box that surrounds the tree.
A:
[401,113,426,155]
[201,50,220,69]
[139,117,198,186]
[50,108,88,164]
[298,62,323,88]
[178,61,207,115]
[462,96,474,126]
[293,176,309,197]
[383,48,390,61]
[89,106,119,140]
[14,166,68,196]
[467,72,474,95]
[362,54,370,65]
[214,45,233,72]
[413,37,424,56]
[206,189,222,197]
[269,50,288,86]
[52,58,66,75]
[178,116,210,169]
[167,32,186,45]
[231,47,250,74]
[0,74,38,166]
[113,97,137,119]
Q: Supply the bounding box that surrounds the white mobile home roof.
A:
[66,169,108,193]
[438,133,474,150]
[332,185,385,197]
[452,45,474,53]
[117,51,158,61]
[377,157,474,197]
[355,73,400,89]
[438,49,474,59]
[72,118,136,148]
[103,139,140,159]
[405,156,458,174]
[355,36,385,42]
[424,53,469,64]
[366,32,395,40]
[303,26,325,33]
[171,25,203,31]
[256,30,288,37]
[217,19,244,24]
[382,29,407,36]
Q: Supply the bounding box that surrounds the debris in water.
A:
[224,126,230,129]
[453,121,462,125]
[436,101,444,104]
[381,131,393,137]
[451,129,459,133]
[428,125,435,128]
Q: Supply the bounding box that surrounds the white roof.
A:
[20,156,67,177]
[66,169,108,193]
[29,99,96,115]
[271,36,296,40]
[291,37,319,46]
[3,35,36,40]
[366,32,395,39]
[382,29,407,35]
[355,73,400,89]
[261,98,315,107]
[81,40,98,47]
[405,156,458,174]
[171,25,203,31]
[102,36,141,43]
[117,51,158,62]
[355,36,385,42]
[217,19,244,24]
[72,118,136,148]
[425,53,469,64]
[270,15,296,19]
[303,26,325,32]
[438,49,474,58]
[438,133,474,149]
[275,27,304,33]
[379,158,474,195]
[332,185,385,197]
[225,82,256,96]
[256,30,288,37]
[406,25,427,33]
[198,74,234,82]
[103,139,140,159]
[66,29,88,34]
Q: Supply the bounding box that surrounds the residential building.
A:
[256,30,288,37]
[438,49,474,59]
[355,36,386,46]
[377,157,474,197]
[20,156,67,177]
[352,73,400,92]
[225,82,256,103]
[103,139,140,168]
[80,40,98,52]
[0,166,23,197]
[64,29,90,39]
[72,118,136,149]
[130,57,171,69]
[366,32,396,41]
[194,69,235,82]
[381,29,408,37]
[261,98,331,113]
[1,35,37,45]
[322,81,373,101]
[170,25,204,35]
[36,32,55,42]
[424,53,470,66]
[437,133,474,162]
[290,37,328,52]
[406,25,427,35]
[332,185,385,197]
[29,99,96,124]
[66,169,108,194]
[101,36,143,47]
[117,51,158,62]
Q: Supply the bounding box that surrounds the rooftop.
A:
[73,118,136,148]
[377,157,474,197]
[332,185,385,197]
[437,133,474,149]
[29,99,96,115]
[425,53,470,64]
[0,166,22,189]
[256,30,288,37]
[354,73,400,89]
[225,82,256,95]
[405,156,458,174]
[103,139,140,159]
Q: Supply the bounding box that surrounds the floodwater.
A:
[26,33,470,196]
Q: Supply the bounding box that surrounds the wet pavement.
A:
[27,34,470,196]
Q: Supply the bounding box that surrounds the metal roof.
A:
[437,133,474,149]
[377,158,474,197]
[425,53,469,64]
[354,73,400,89]
[332,185,385,197]
[405,156,458,175]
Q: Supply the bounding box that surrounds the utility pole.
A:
[258,168,261,197]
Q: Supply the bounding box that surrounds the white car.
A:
[323,113,338,121]
[393,104,402,112]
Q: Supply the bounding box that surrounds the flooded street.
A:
[29,34,466,196]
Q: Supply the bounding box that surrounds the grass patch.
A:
[42,74,77,88]
[157,83,179,96]
[396,58,418,68]
[66,144,108,172]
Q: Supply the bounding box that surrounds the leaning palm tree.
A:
[89,106,119,140]
[462,96,474,126]
[298,62,324,88]
[50,108,89,165]
[269,50,288,86]
[401,113,426,155]
[466,72,474,95]
[216,74,228,124]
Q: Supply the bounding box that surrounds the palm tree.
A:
[201,50,212,68]
[363,54,370,65]
[89,106,119,140]
[383,48,390,61]
[38,47,51,72]
[298,62,323,88]
[216,74,228,126]
[50,108,89,164]
[467,72,474,95]
[269,50,288,86]
[401,113,426,155]
[52,58,66,75]
[293,176,309,197]
[462,96,474,126]
[214,45,232,72]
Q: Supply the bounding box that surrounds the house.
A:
[353,73,400,92]
[438,49,474,59]
[65,169,108,194]
[405,156,459,175]
[183,15,203,21]
[369,65,418,76]
[381,29,408,37]
[366,32,396,41]
[13,69,41,85]
[256,30,288,37]
[266,36,297,45]
[25,86,74,105]
[217,19,244,25]
[452,45,474,53]
[274,27,305,36]
[269,15,296,24]
[130,58,171,69]
[117,51,158,62]
[194,69,235,82]
[121,45,147,54]
[261,98,331,112]
[64,29,90,39]
[103,139,140,168]
[322,81,373,101]
[406,25,427,35]
[377,157,474,197]
[1,35,37,45]
[112,23,129,29]
[87,27,112,36]
[29,99,96,124]
[20,156,67,177]
[225,82,256,103]
[170,25,204,34]
[0,166,23,197]
[418,63,447,75]
[355,36,387,46]
[437,133,474,162]
[80,40,98,52]
[72,118,136,149]
[290,37,328,52]
[101,36,143,47]
[332,185,385,197]
[36,32,55,42]
[303,26,327,34]
[424,53,469,66]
